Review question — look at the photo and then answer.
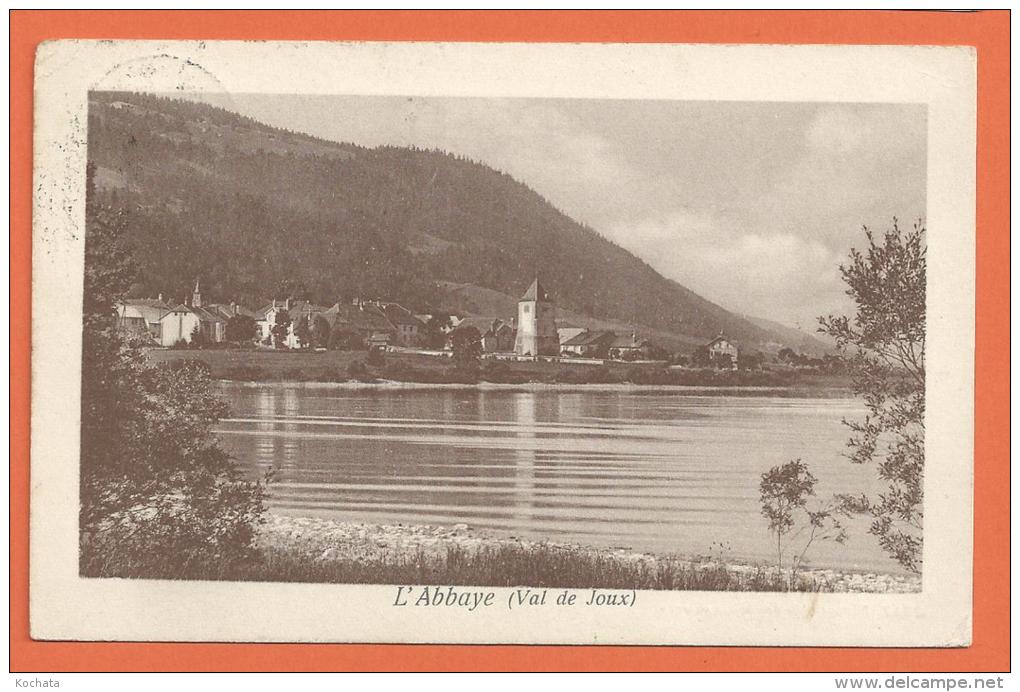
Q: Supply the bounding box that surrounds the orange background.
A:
[9,10,1010,672]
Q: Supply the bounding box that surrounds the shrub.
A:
[759,459,846,575]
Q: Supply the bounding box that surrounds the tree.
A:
[80,165,267,577]
[738,351,764,371]
[711,352,733,369]
[329,325,363,351]
[275,279,311,301]
[293,315,312,349]
[692,345,711,367]
[311,315,331,349]
[450,326,482,376]
[422,313,452,350]
[225,314,257,344]
[818,220,926,574]
[270,309,291,349]
[189,323,210,349]
[759,460,846,576]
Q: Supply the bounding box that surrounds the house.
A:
[481,319,516,353]
[320,300,397,350]
[116,297,171,343]
[706,334,739,359]
[157,280,226,346]
[206,302,258,322]
[255,298,330,348]
[705,333,739,367]
[381,304,426,347]
[557,325,587,346]
[158,305,226,345]
[255,299,288,345]
[560,329,616,358]
[608,332,650,360]
[513,278,559,357]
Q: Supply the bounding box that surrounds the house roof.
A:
[706,335,737,348]
[562,329,616,347]
[207,303,258,320]
[609,333,644,349]
[192,307,226,324]
[382,304,425,327]
[121,298,172,310]
[484,321,515,337]
[255,300,328,320]
[452,316,497,335]
[520,278,551,302]
[323,303,395,332]
[161,304,226,324]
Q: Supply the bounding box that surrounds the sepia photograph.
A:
[28,39,976,646]
[82,92,926,594]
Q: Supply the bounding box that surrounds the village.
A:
[116,277,748,369]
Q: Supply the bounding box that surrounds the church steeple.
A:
[191,278,202,308]
[514,276,558,357]
[520,277,550,302]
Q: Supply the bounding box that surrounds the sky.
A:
[189,94,927,329]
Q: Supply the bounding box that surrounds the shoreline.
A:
[258,514,920,593]
[217,379,853,397]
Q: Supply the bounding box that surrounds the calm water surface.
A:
[215,383,903,573]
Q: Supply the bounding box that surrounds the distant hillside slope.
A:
[87,91,825,352]
[744,316,833,356]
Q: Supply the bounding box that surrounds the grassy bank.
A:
[94,543,802,591]
[82,516,920,593]
[143,348,851,391]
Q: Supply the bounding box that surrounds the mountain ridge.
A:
[87,91,829,354]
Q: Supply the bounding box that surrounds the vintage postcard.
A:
[30,39,975,645]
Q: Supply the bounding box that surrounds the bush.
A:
[80,356,268,576]
[759,460,846,575]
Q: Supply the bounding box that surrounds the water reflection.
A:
[513,393,536,524]
[214,384,900,573]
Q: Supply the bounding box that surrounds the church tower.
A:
[513,278,559,357]
[191,278,202,308]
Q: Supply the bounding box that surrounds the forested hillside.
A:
[87,91,824,351]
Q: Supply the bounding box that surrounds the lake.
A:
[214,383,904,574]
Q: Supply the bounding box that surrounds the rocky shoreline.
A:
[258,514,921,594]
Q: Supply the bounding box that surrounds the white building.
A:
[157,280,226,346]
[513,278,559,357]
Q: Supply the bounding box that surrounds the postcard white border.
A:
[30,40,975,645]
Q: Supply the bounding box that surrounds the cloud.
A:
[202,95,924,329]
[610,211,849,327]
